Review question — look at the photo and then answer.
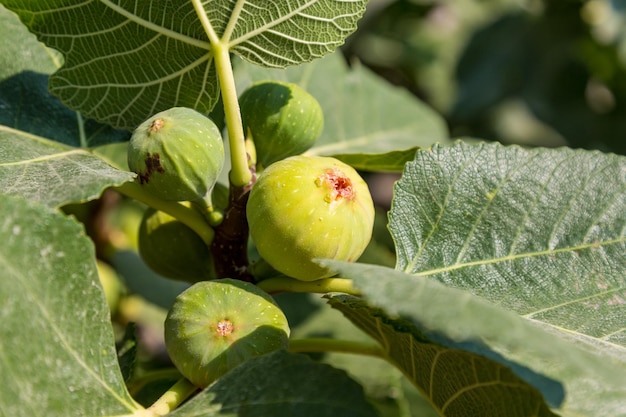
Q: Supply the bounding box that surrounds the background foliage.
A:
[0,1,625,416]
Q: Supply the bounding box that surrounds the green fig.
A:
[96,260,124,313]
[246,155,375,281]
[128,107,224,201]
[239,81,323,167]
[138,208,215,282]
[164,279,290,387]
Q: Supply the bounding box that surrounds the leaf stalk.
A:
[115,182,214,245]
[257,276,362,295]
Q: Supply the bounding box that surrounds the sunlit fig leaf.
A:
[2,0,367,129]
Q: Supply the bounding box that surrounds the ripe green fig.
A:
[247,155,375,281]
[128,107,224,201]
[239,81,323,167]
[138,208,215,282]
[164,279,290,387]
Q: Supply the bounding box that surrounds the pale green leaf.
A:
[169,350,379,417]
[327,293,557,417]
[0,126,134,207]
[332,148,419,172]
[1,0,367,129]
[0,194,140,417]
[0,4,60,78]
[390,142,625,346]
[322,261,626,417]
[235,53,450,159]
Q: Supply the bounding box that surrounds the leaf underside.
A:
[2,0,367,129]
[328,294,558,417]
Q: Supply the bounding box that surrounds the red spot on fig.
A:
[149,117,165,133]
[321,168,354,201]
[216,319,234,337]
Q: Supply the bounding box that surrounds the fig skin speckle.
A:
[164,279,290,388]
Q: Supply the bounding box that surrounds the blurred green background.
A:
[342,0,626,155]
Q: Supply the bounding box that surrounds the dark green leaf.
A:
[169,350,379,417]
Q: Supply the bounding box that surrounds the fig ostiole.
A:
[164,279,290,387]
[239,81,323,168]
[128,107,225,202]
[138,207,215,283]
[246,155,375,281]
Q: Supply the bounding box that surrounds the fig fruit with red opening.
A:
[247,155,375,281]
[127,107,224,202]
[164,279,290,387]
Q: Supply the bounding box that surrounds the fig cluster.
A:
[126,84,374,392]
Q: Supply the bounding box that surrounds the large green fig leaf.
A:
[0,194,141,416]
[391,142,625,346]
[235,53,450,168]
[0,127,134,207]
[322,262,626,417]
[169,350,378,417]
[1,0,367,129]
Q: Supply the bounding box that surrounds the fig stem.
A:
[115,182,214,245]
[127,369,182,397]
[257,276,362,296]
[209,182,255,281]
[191,0,250,187]
[288,338,386,359]
[213,44,252,187]
[147,378,198,416]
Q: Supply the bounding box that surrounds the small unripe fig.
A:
[239,81,323,167]
[96,260,124,313]
[247,155,375,281]
[164,279,290,387]
[128,107,224,201]
[138,208,215,282]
